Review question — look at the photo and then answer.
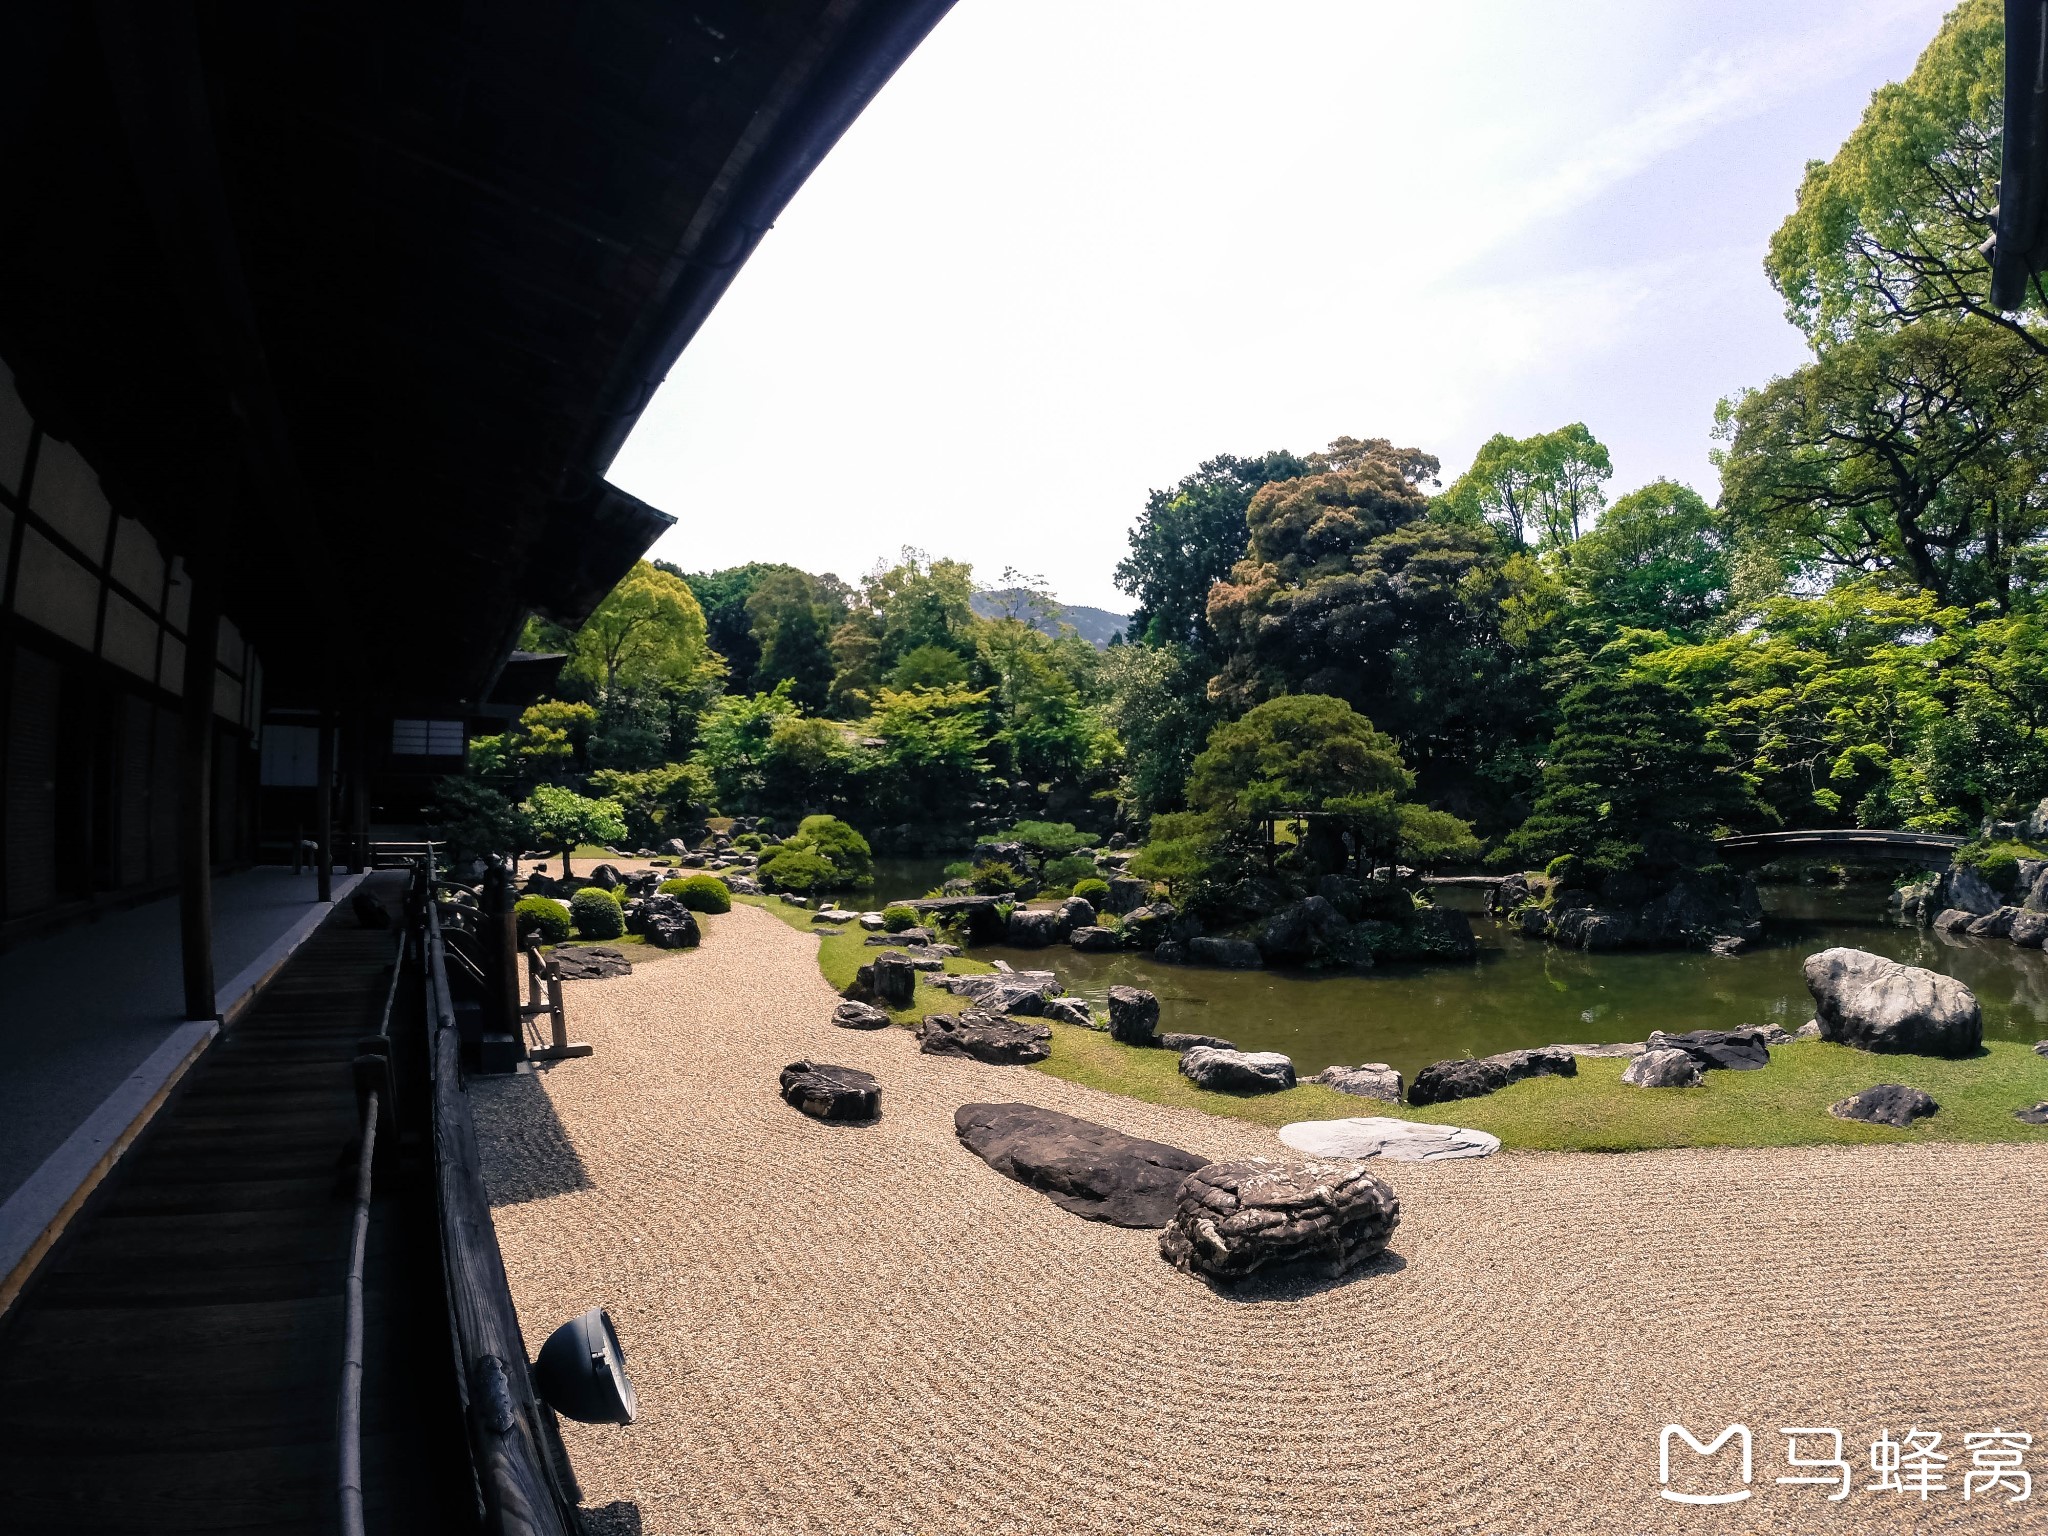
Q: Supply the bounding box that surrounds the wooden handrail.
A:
[423,898,580,1536]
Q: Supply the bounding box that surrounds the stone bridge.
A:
[1713,829,1966,869]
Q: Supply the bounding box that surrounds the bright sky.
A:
[611,0,1954,612]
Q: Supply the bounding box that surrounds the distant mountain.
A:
[971,589,1130,648]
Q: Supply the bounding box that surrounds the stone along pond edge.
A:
[730,896,2048,1153]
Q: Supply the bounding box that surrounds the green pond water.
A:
[957,886,2048,1082]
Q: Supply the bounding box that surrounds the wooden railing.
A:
[422,890,582,1535]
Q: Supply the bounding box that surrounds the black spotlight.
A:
[534,1306,638,1425]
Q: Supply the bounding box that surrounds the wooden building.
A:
[0,0,953,986]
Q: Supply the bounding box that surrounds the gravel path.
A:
[475,904,2048,1535]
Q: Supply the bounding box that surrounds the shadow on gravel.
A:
[474,1069,596,1206]
[582,1500,644,1534]
[1196,1246,1408,1304]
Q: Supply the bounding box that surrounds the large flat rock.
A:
[953,1102,1209,1227]
[1278,1116,1499,1162]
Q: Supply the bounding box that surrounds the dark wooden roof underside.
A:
[0,0,952,704]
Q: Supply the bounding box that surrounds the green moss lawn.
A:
[738,893,2048,1152]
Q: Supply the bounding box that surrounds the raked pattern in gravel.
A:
[473,903,2048,1536]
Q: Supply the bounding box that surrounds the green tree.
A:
[1098,640,1218,819]
[746,567,839,712]
[521,784,627,878]
[1716,319,2048,610]
[1441,423,1612,546]
[1114,450,1309,649]
[888,642,970,690]
[1764,0,2032,346]
[758,716,864,820]
[567,561,716,697]
[675,561,795,694]
[863,684,993,824]
[588,762,711,846]
[1567,480,1730,637]
[1500,670,1752,876]
[691,685,802,813]
[430,778,530,866]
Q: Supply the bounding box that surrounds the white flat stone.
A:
[1278,1115,1500,1162]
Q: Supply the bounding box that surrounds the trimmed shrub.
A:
[1042,854,1097,890]
[792,814,874,883]
[1071,877,1110,905]
[569,886,626,940]
[969,860,1022,895]
[514,895,572,946]
[659,873,732,913]
[757,845,835,891]
[1544,853,1585,891]
[882,904,920,932]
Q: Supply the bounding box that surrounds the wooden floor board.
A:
[0,885,473,1533]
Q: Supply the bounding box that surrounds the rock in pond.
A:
[1408,1046,1577,1106]
[1187,935,1264,969]
[1643,1028,1770,1071]
[1830,1083,1939,1129]
[1159,1031,1236,1054]
[870,952,918,1009]
[1158,1157,1400,1285]
[919,1010,1053,1065]
[1179,1046,1296,1094]
[1621,1047,1703,1089]
[1067,925,1120,952]
[1803,947,1982,1057]
[1056,895,1097,932]
[778,1061,880,1121]
[1005,908,1063,947]
[832,999,890,1030]
[1106,985,1160,1046]
[2013,910,2048,948]
[548,945,632,980]
[954,1102,1208,1227]
[1309,1063,1403,1103]
[1278,1115,1497,1162]
[1106,875,1150,914]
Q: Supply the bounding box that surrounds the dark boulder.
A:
[1408,1046,1577,1106]
[1122,902,1176,946]
[587,863,624,890]
[1967,906,2023,940]
[871,952,918,1009]
[1056,895,1097,933]
[1005,908,1063,947]
[832,1000,891,1030]
[1067,925,1121,952]
[1644,1028,1771,1071]
[1151,940,1186,965]
[1179,1046,1295,1094]
[1158,1157,1399,1286]
[1188,935,1264,969]
[1830,1083,1939,1129]
[1160,1031,1235,1053]
[1106,876,1150,914]
[919,1010,1053,1065]
[632,894,701,949]
[1106,986,1160,1046]
[1256,896,1353,966]
[778,1061,880,1121]
[954,1102,1208,1227]
[1803,947,1982,1057]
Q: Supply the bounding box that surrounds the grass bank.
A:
[740,894,2048,1151]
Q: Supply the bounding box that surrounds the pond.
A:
[976,886,2048,1082]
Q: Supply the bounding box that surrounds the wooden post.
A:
[178,571,220,1021]
[316,707,334,902]
[480,861,522,1042]
[346,707,369,872]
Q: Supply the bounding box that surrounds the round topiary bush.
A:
[882,903,920,932]
[514,895,572,945]
[659,873,732,913]
[569,886,626,940]
[1071,877,1110,905]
